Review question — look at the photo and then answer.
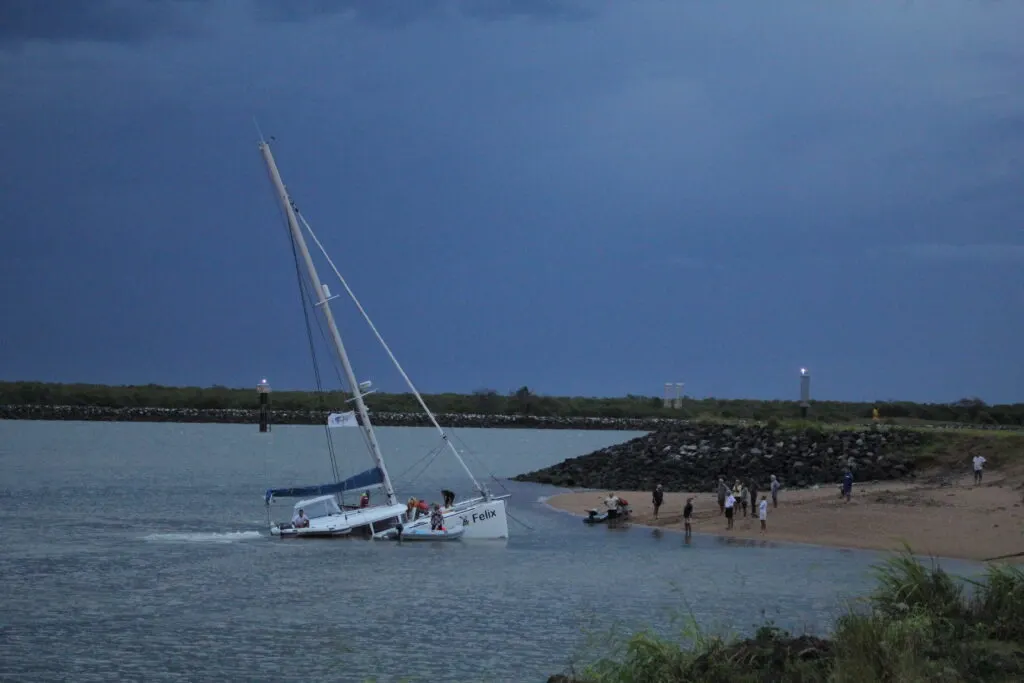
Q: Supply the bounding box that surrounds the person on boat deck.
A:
[415,498,430,519]
[407,497,418,518]
[430,503,445,531]
[292,508,309,528]
[442,489,455,508]
[359,491,370,508]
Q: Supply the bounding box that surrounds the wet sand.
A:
[546,472,1024,563]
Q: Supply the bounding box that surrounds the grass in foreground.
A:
[556,548,1024,683]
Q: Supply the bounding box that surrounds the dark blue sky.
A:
[1,0,1022,403]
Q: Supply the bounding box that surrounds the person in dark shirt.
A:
[682,497,693,538]
[441,489,455,508]
[748,479,758,515]
[652,484,664,520]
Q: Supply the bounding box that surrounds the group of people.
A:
[633,477,774,537]
[699,474,781,534]
[714,476,776,532]
[406,489,458,531]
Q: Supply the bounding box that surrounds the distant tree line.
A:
[1,382,1021,426]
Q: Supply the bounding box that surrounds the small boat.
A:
[583,503,632,525]
[376,525,465,542]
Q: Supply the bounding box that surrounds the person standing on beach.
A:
[841,470,853,502]
[973,455,986,485]
[749,479,758,516]
[770,475,780,508]
[724,492,736,530]
[652,484,664,520]
[758,495,768,534]
[739,483,749,517]
[717,478,727,515]
[682,497,693,538]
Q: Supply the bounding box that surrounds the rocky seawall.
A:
[514,423,928,491]
[0,404,678,431]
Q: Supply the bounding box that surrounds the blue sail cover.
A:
[265,466,385,504]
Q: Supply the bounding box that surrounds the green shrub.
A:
[556,549,1024,683]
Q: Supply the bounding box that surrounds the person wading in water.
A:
[682,497,694,539]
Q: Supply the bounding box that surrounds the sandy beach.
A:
[546,471,1024,563]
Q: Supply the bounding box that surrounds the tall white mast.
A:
[258,139,397,506]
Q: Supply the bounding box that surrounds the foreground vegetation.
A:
[2,381,1023,426]
[557,549,1024,683]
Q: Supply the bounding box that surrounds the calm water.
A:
[0,421,983,682]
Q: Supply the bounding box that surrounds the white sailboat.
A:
[258,136,510,540]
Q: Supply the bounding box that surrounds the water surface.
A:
[0,421,983,682]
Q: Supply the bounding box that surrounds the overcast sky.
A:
[1,0,1022,403]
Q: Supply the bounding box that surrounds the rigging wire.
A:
[285,212,342,483]
[392,445,443,491]
[262,153,343,484]
[446,430,511,494]
[287,200,379,477]
[260,155,341,482]
[295,210,486,494]
[506,510,536,532]
[389,440,445,486]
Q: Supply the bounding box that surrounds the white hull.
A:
[271,502,407,539]
[403,495,510,539]
[377,526,464,542]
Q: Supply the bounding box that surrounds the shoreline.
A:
[0,404,667,431]
[2,403,1021,433]
[544,474,1024,564]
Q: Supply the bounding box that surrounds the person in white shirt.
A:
[758,495,768,534]
[973,455,986,485]
[724,493,736,530]
[602,492,625,521]
[292,508,309,528]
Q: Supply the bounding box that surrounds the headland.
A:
[517,421,1024,562]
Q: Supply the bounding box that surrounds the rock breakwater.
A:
[0,404,676,431]
[514,423,928,490]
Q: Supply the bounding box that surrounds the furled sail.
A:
[264,466,384,504]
